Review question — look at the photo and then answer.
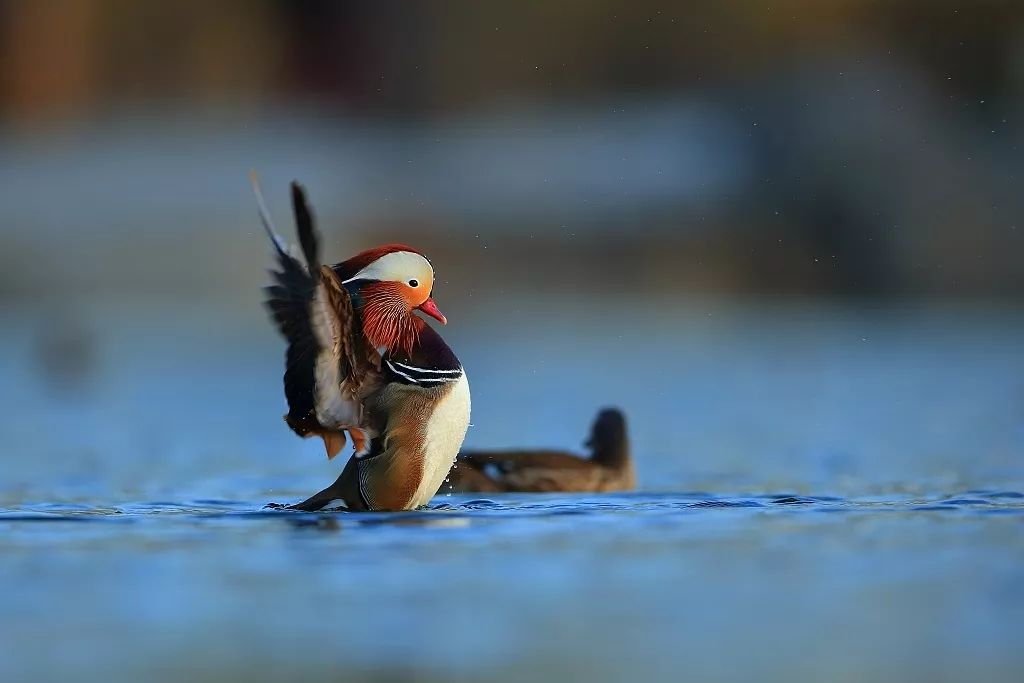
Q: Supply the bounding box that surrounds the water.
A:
[1,299,1022,681]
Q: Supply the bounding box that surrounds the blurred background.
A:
[1,2,1023,682]
[2,0,1021,491]
[3,0,1024,301]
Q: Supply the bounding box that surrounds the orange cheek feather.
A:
[399,284,422,307]
[359,282,419,355]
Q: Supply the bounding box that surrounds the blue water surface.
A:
[1,300,1022,682]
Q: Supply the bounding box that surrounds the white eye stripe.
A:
[341,251,433,285]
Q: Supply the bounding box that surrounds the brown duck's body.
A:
[448,409,634,493]
[260,180,470,512]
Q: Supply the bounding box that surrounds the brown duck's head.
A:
[585,408,630,466]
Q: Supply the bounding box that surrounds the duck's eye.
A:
[408,279,419,288]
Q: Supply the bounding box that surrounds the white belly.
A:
[408,372,471,508]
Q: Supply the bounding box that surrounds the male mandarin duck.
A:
[448,408,634,493]
[255,178,470,511]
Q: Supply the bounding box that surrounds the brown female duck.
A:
[448,408,634,493]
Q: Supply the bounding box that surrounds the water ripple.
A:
[0,491,1021,525]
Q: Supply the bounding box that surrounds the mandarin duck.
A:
[448,408,633,493]
[256,178,470,511]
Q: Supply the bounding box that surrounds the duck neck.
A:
[591,437,630,469]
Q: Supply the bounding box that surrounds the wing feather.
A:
[309,267,363,427]
[264,244,318,426]
[290,182,319,273]
[257,177,382,451]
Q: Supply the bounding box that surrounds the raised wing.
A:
[310,264,381,429]
[257,177,381,458]
[259,180,319,433]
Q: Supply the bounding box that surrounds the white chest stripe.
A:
[385,360,418,383]
[385,359,461,385]
[392,361,462,375]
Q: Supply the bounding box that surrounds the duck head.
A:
[334,245,446,356]
[585,408,630,467]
